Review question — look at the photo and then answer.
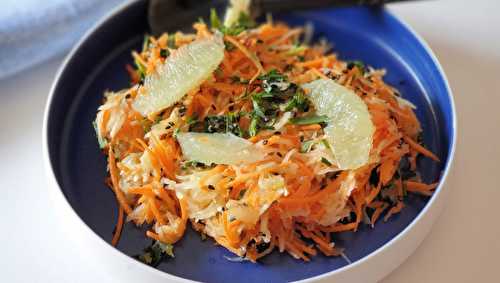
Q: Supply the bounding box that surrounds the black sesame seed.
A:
[256,242,270,253]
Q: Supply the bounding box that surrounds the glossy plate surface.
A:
[45,1,455,282]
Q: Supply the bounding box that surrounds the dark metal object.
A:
[149,0,416,35]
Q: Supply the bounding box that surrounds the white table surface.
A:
[1,0,499,282]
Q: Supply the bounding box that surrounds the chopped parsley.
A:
[133,57,146,83]
[210,9,255,36]
[210,9,223,30]
[188,112,244,137]
[186,115,204,132]
[289,114,328,125]
[139,118,153,133]
[248,70,308,136]
[230,76,249,84]
[321,157,333,166]
[238,189,247,200]
[135,241,174,267]
[284,91,309,112]
[347,60,366,74]
[160,48,170,58]
[205,112,244,137]
[300,140,316,153]
[141,35,150,52]
[286,45,307,56]
[167,34,176,49]
[181,160,210,170]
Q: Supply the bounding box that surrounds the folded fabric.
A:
[0,0,125,79]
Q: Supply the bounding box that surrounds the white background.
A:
[1,0,499,282]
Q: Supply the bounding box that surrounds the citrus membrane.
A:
[176,132,265,165]
[302,79,375,170]
[133,35,225,117]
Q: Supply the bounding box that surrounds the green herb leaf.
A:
[139,118,153,133]
[258,69,286,84]
[167,34,176,49]
[135,241,174,267]
[284,91,309,112]
[286,45,307,56]
[181,160,212,170]
[321,157,333,166]
[212,10,255,36]
[249,115,259,137]
[251,98,266,118]
[300,140,316,153]
[320,139,332,150]
[238,189,247,200]
[160,49,170,58]
[142,35,150,52]
[347,60,365,74]
[247,70,304,136]
[92,120,107,149]
[210,9,223,30]
[203,113,243,137]
[187,115,206,132]
[235,12,255,30]
[224,40,236,51]
[230,76,249,84]
[134,56,146,82]
[290,115,328,125]
[186,115,198,126]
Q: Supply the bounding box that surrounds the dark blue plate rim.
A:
[42,0,457,282]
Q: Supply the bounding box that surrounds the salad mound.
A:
[94,3,439,264]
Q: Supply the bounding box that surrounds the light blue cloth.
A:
[0,0,126,79]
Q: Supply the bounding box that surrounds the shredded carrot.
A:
[365,183,381,205]
[322,222,358,233]
[128,185,155,197]
[370,202,389,227]
[311,68,330,80]
[146,230,162,241]
[384,202,404,222]
[111,206,124,246]
[405,181,438,196]
[149,198,166,225]
[297,58,327,68]
[96,19,441,263]
[300,124,322,131]
[224,35,264,82]
[108,147,132,214]
[403,136,440,162]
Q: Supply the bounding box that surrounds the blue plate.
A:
[44,1,455,282]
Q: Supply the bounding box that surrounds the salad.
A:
[93,0,439,264]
